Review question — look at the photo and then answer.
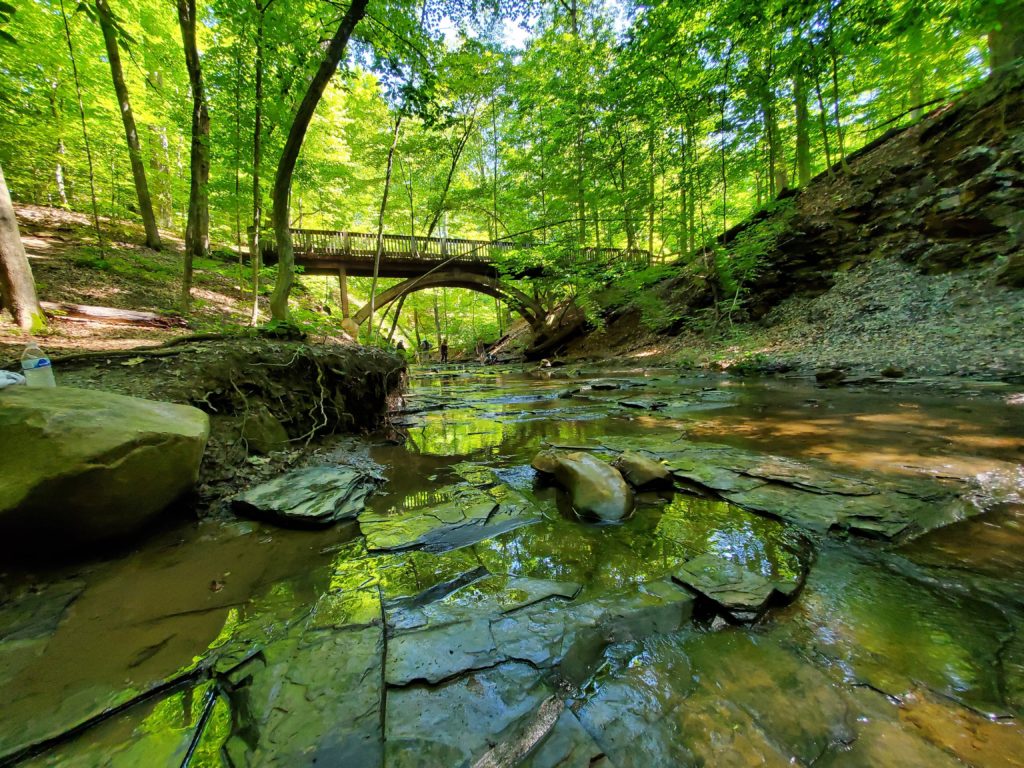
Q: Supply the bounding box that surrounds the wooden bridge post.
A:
[338,268,350,318]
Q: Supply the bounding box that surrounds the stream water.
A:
[2,365,1023,766]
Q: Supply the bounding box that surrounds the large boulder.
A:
[0,386,209,545]
[532,449,634,522]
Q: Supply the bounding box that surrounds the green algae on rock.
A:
[532,449,635,522]
[0,386,209,547]
[232,465,380,528]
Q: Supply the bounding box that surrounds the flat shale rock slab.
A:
[232,465,379,528]
[603,440,957,540]
[358,483,542,552]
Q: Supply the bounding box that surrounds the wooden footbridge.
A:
[257,227,650,327]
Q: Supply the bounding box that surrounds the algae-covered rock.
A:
[232,466,378,528]
[613,451,673,490]
[358,483,542,552]
[240,404,290,454]
[532,449,634,522]
[674,552,806,622]
[0,386,209,545]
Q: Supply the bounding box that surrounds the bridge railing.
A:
[256,228,651,271]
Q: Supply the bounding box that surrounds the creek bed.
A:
[2,365,1023,766]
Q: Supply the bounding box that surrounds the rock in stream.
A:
[532,449,634,521]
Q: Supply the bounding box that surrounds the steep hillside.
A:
[571,66,1024,377]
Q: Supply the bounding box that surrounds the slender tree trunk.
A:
[678,126,687,256]
[0,163,46,331]
[233,46,242,264]
[96,0,161,250]
[413,308,422,358]
[823,11,847,168]
[59,0,103,251]
[432,291,441,349]
[794,64,812,186]
[269,0,368,321]
[491,109,499,240]
[367,115,403,341]
[647,133,655,258]
[769,95,787,193]
[250,1,269,325]
[177,0,210,311]
[47,85,69,208]
[399,155,416,250]
[424,113,476,238]
[812,65,834,173]
[386,293,406,343]
[907,20,925,119]
[719,43,733,238]
[988,1,1024,75]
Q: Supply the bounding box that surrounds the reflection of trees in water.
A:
[790,550,1012,711]
[656,496,806,582]
[396,488,455,511]
[403,406,617,458]
[473,510,696,594]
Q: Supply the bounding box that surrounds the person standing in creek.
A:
[440,339,449,363]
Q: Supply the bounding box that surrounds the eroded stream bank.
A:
[2,365,1023,766]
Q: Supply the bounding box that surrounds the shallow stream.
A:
[2,366,1023,766]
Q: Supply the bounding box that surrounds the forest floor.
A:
[0,204,353,362]
[569,70,1024,380]
[570,255,1024,378]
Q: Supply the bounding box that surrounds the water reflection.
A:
[6,365,1024,765]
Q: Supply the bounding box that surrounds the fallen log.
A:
[41,301,187,328]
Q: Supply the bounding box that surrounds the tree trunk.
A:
[59,0,103,251]
[432,291,441,349]
[719,44,733,237]
[250,1,268,325]
[47,85,69,208]
[824,9,847,169]
[96,0,161,250]
[812,64,834,173]
[367,115,403,341]
[424,112,475,239]
[0,162,46,331]
[386,293,406,344]
[176,0,210,312]
[647,133,655,258]
[989,1,1024,75]
[269,0,368,322]
[907,19,925,119]
[756,69,787,197]
[794,64,812,186]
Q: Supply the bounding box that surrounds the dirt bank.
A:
[3,336,406,513]
[567,67,1024,378]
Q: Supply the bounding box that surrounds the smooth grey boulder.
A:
[232,466,377,528]
[0,386,209,545]
[532,449,634,521]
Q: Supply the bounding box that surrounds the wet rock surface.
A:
[2,366,1023,766]
[598,439,958,540]
[0,386,209,547]
[232,465,380,527]
[532,449,634,521]
[613,450,673,490]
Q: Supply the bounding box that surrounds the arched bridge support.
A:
[352,270,545,328]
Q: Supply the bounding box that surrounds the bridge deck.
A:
[258,228,650,278]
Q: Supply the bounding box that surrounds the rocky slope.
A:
[570,65,1024,376]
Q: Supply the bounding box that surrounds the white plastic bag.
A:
[0,370,27,389]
